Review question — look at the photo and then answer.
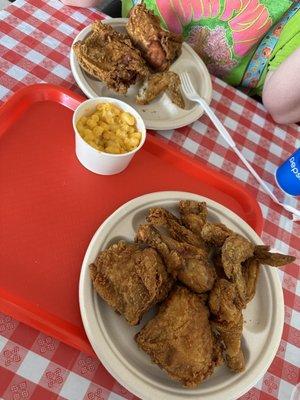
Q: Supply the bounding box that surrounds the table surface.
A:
[0,1,299,399]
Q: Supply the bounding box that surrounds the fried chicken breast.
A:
[136,286,223,387]
[73,21,149,94]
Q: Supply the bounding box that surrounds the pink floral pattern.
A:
[157,0,272,56]
[0,314,17,334]
[45,368,63,388]
[263,374,278,395]
[10,381,29,400]
[3,347,21,367]
[38,336,56,354]
[78,356,98,375]
[87,388,104,400]
[188,25,237,77]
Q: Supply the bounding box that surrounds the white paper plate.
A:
[70,19,212,130]
[79,191,284,400]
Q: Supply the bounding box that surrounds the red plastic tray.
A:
[0,84,263,355]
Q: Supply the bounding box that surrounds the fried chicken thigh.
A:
[73,21,148,94]
[136,224,215,293]
[136,286,223,387]
[126,4,182,72]
[90,241,172,325]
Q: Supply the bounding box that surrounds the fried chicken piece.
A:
[209,279,245,372]
[90,241,172,325]
[253,246,296,266]
[201,222,232,247]
[242,257,260,303]
[179,200,208,236]
[242,247,295,303]
[212,252,227,279]
[147,207,208,251]
[73,21,148,94]
[136,71,185,108]
[222,234,255,307]
[136,286,223,387]
[126,4,182,72]
[136,224,216,293]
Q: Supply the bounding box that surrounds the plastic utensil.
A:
[180,72,300,221]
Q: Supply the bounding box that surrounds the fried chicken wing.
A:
[201,222,232,247]
[242,257,260,303]
[90,241,172,325]
[242,247,295,303]
[179,200,208,235]
[222,234,255,307]
[209,279,245,372]
[136,286,223,387]
[136,224,215,293]
[73,21,149,94]
[136,71,185,108]
[253,246,295,266]
[126,4,182,72]
[147,207,208,250]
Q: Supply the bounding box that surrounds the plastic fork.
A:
[180,71,300,220]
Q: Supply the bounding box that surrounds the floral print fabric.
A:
[122,0,292,83]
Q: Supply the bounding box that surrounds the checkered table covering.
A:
[0,0,299,399]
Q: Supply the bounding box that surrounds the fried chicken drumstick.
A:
[209,279,245,372]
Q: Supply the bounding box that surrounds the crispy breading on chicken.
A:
[179,200,208,236]
[126,3,182,72]
[136,71,185,108]
[222,234,255,307]
[209,279,245,372]
[136,224,216,293]
[253,245,296,266]
[136,286,223,387]
[242,246,295,303]
[242,257,260,304]
[147,207,208,250]
[90,241,172,325]
[201,222,232,247]
[73,21,149,94]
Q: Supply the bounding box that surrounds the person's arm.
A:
[262,47,300,124]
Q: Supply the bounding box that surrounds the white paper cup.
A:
[73,98,146,175]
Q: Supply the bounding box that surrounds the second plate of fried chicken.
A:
[70,15,212,130]
[79,191,294,400]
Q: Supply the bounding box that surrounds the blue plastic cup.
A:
[275,149,300,196]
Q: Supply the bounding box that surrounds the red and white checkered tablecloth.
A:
[0,1,299,399]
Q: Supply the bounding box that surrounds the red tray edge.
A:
[0,84,264,353]
[0,287,94,355]
[0,83,263,234]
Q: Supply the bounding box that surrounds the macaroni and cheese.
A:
[76,103,142,154]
